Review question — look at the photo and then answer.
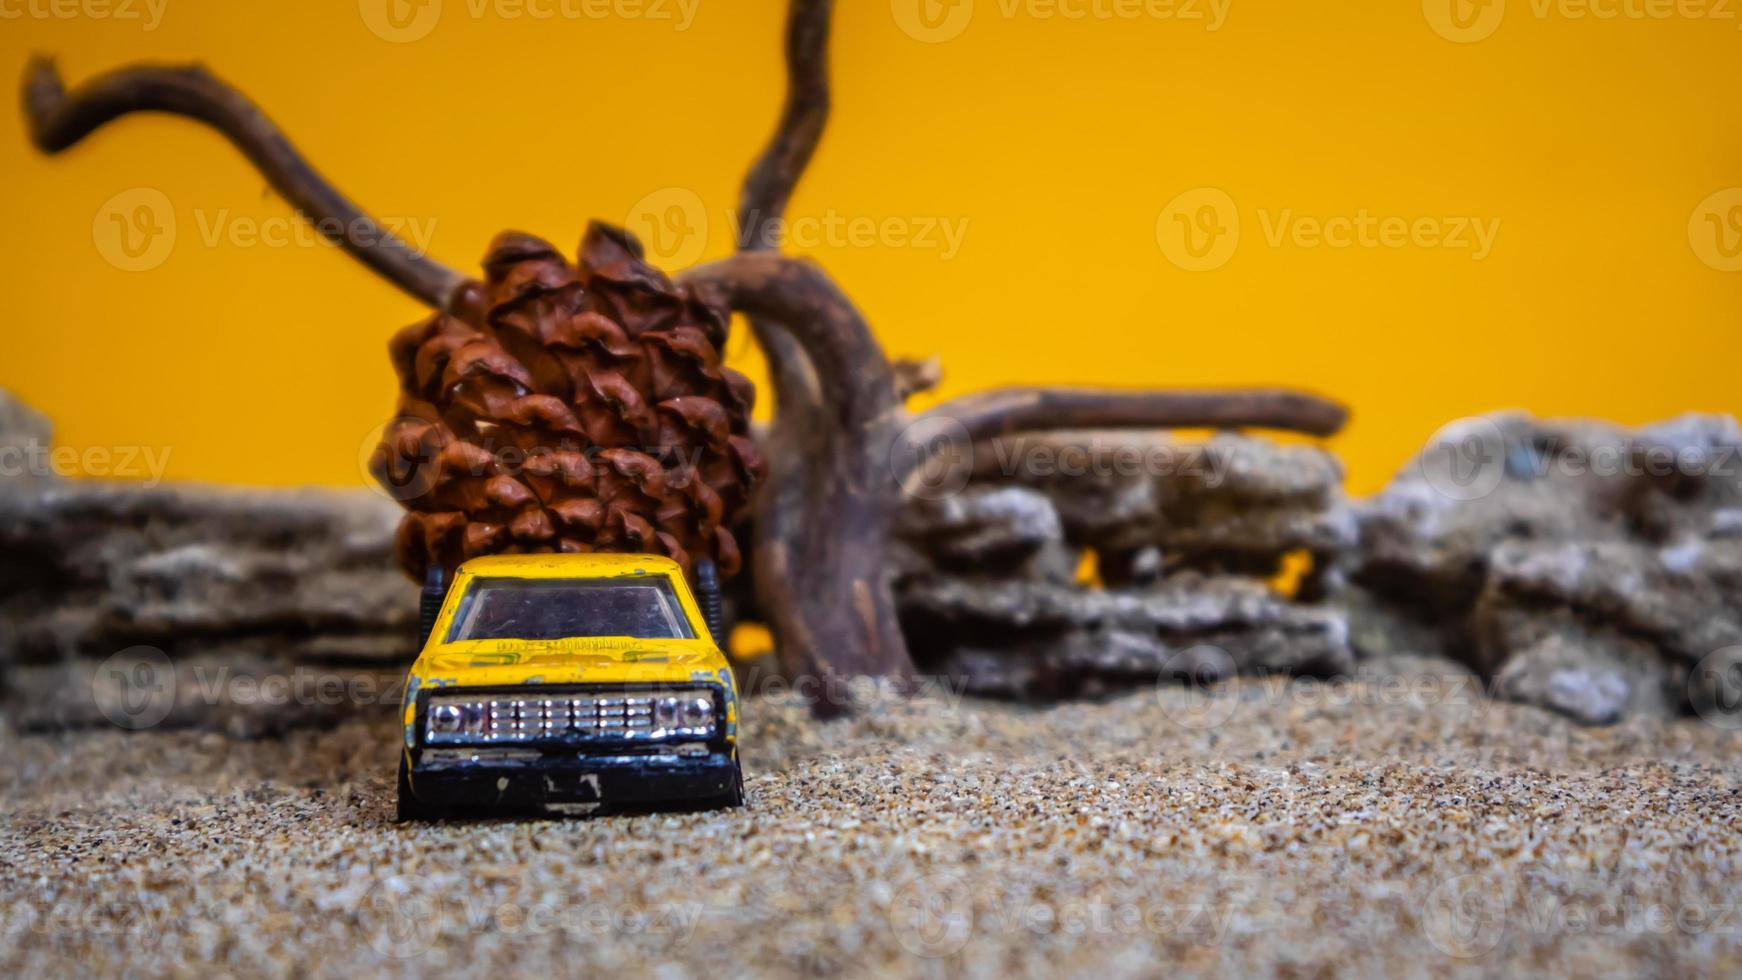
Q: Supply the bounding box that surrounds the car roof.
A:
[454,553,686,580]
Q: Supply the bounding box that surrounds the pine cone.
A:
[371,223,765,583]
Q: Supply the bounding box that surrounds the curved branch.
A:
[922,386,1349,449]
[738,0,832,252]
[681,252,913,702]
[735,0,836,418]
[23,57,471,311]
[685,253,893,421]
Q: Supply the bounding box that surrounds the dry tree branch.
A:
[718,0,924,705]
[687,0,1349,705]
[736,0,834,416]
[684,252,914,700]
[916,386,1347,469]
[22,57,471,311]
[738,0,832,254]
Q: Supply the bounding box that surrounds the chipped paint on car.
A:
[402,675,422,749]
[403,552,738,751]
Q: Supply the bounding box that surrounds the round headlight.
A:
[679,696,713,729]
[430,703,463,734]
[655,697,682,729]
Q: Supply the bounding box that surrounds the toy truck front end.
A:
[396,553,742,819]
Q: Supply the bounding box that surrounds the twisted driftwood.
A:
[23,0,1347,711]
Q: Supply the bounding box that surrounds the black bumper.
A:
[406,749,737,812]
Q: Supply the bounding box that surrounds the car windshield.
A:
[445,576,695,642]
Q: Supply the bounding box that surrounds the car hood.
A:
[410,639,733,690]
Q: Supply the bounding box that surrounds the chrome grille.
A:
[424,689,717,745]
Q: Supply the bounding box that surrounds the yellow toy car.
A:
[395,553,742,820]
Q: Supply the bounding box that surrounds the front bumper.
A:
[406,748,737,812]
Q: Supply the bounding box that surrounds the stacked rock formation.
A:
[0,390,413,734]
[10,379,1741,730]
[891,432,1359,698]
[1345,412,1742,725]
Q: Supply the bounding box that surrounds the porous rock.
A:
[0,388,53,497]
[891,484,1076,584]
[1353,411,1742,725]
[0,418,417,732]
[898,573,1353,699]
[966,430,1355,586]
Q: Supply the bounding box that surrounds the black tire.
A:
[396,754,442,822]
[720,760,746,809]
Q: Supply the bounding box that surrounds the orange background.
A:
[4,0,1741,494]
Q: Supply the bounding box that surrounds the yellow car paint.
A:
[400,553,738,752]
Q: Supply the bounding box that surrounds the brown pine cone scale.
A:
[371,223,765,583]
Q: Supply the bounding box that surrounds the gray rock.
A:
[7,650,405,737]
[892,484,1077,584]
[1326,581,1453,665]
[1484,538,1742,662]
[1354,410,1742,724]
[890,430,1364,700]
[898,573,1354,698]
[968,431,1355,586]
[0,471,418,731]
[0,388,54,497]
[0,480,414,660]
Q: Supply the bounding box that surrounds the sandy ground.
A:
[3,669,1741,979]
